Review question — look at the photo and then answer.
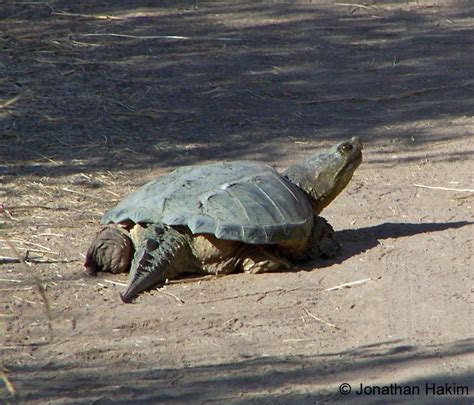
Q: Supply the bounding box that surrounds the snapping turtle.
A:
[85,137,362,302]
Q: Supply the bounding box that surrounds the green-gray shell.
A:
[101,162,313,244]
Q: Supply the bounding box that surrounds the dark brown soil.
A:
[1,1,473,403]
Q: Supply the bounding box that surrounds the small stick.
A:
[1,209,15,221]
[0,94,21,109]
[156,289,185,304]
[60,187,103,200]
[8,239,52,251]
[25,249,59,256]
[302,307,339,329]
[166,274,225,284]
[26,258,80,264]
[0,257,21,264]
[77,33,241,41]
[0,278,23,283]
[256,287,287,302]
[325,277,373,291]
[109,111,158,119]
[104,189,120,198]
[335,3,373,9]
[36,153,60,165]
[103,279,127,287]
[413,184,474,193]
[195,286,312,305]
[52,11,122,20]
[0,370,16,398]
[453,194,474,200]
[12,295,36,305]
[0,205,67,212]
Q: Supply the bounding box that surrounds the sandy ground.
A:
[1,1,473,403]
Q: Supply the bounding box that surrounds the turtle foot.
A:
[308,216,341,259]
[318,237,341,259]
[242,246,292,274]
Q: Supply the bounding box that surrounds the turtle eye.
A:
[339,143,353,153]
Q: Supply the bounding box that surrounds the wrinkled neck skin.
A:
[284,150,358,215]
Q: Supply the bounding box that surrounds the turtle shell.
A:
[101,161,313,245]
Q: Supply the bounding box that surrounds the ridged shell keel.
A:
[121,224,197,303]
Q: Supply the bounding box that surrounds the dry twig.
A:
[156,289,185,304]
[0,257,21,264]
[166,274,225,285]
[76,33,241,41]
[0,278,23,283]
[0,370,16,398]
[52,11,122,20]
[195,286,311,305]
[335,3,375,9]
[60,187,104,200]
[0,94,21,110]
[103,279,127,287]
[325,277,375,291]
[302,307,339,329]
[0,205,66,212]
[413,184,474,193]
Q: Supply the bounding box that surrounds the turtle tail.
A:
[120,224,197,303]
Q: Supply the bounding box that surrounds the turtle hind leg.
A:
[84,227,133,275]
[241,246,292,274]
[120,223,199,303]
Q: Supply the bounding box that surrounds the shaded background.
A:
[2,0,473,178]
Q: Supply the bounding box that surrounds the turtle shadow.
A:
[115,221,472,297]
[300,220,474,270]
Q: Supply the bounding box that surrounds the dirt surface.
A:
[1,1,473,403]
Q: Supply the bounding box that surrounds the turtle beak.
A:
[351,136,363,150]
[351,137,363,165]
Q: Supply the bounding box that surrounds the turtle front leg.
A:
[307,216,341,259]
[121,223,200,303]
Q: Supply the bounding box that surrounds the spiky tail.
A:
[120,224,198,303]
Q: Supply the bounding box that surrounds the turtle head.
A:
[284,137,363,214]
